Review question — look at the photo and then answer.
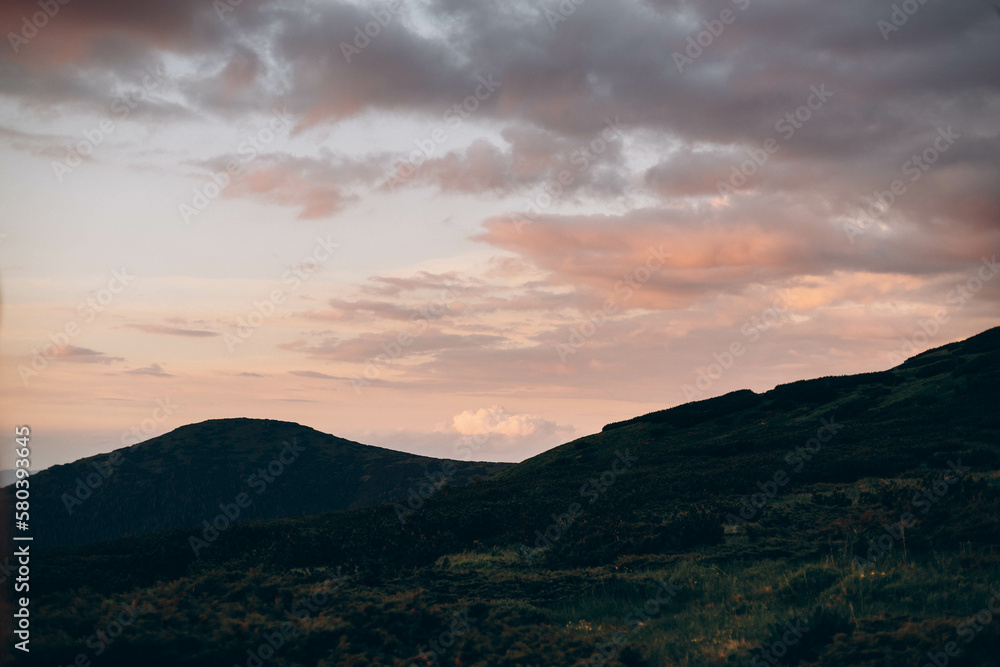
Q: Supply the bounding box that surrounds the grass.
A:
[24,328,1000,665]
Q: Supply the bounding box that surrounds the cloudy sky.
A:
[1,0,998,468]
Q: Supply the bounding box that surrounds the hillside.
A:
[6,418,511,546]
[24,326,1000,666]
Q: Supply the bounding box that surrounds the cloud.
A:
[280,331,505,364]
[306,298,429,323]
[0,125,88,160]
[199,153,356,219]
[123,363,173,377]
[449,404,575,459]
[129,324,218,337]
[452,404,571,439]
[289,370,343,381]
[476,204,1000,310]
[4,0,1000,451]
[4,0,997,236]
[359,271,471,297]
[343,405,575,462]
[50,345,124,364]
[388,126,629,198]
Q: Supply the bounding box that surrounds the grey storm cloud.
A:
[3,0,998,359]
[2,0,997,225]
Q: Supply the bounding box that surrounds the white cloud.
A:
[342,405,575,462]
[452,404,559,437]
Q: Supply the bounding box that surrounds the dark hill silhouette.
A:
[34,326,1000,582]
[9,417,511,546]
[24,326,1000,666]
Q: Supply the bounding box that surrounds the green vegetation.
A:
[20,327,1000,665]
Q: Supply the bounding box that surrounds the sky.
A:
[1,0,998,469]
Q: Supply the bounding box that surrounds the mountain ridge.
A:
[25,325,1000,666]
[16,327,1000,549]
[8,416,513,546]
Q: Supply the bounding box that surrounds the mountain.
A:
[469,324,1000,522]
[7,417,512,546]
[0,468,31,487]
[25,326,1000,666]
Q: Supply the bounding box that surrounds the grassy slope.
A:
[24,327,1000,666]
